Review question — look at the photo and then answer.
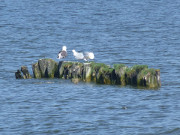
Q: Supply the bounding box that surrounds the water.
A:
[0,0,180,134]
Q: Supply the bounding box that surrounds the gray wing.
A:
[84,52,89,60]
[75,52,84,59]
[61,51,67,57]
[58,50,67,59]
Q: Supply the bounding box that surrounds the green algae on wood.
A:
[137,68,161,88]
[90,62,110,82]
[15,66,32,79]
[32,58,58,78]
[82,63,92,82]
[17,58,161,89]
[58,61,73,79]
[96,66,116,84]
[38,59,58,78]
[32,62,41,78]
[58,61,83,79]
[21,66,32,79]
[114,64,128,85]
[72,62,83,79]
[125,65,148,85]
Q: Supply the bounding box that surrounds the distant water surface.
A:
[0,0,180,134]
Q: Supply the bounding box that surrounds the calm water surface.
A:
[0,0,180,134]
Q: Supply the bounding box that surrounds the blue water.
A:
[1,0,180,134]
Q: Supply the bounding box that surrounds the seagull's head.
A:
[62,46,67,51]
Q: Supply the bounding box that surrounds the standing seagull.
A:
[72,50,84,60]
[84,52,95,61]
[57,46,67,59]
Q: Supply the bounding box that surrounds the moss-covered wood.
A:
[58,61,83,79]
[21,66,32,79]
[125,65,148,85]
[114,64,127,85]
[82,63,92,82]
[32,62,41,78]
[17,58,161,89]
[90,62,110,83]
[15,66,32,79]
[15,70,23,79]
[32,58,58,78]
[96,66,116,84]
[137,68,161,88]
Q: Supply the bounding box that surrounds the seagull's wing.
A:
[79,52,84,59]
[61,51,67,57]
[74,52,84,59]
[57,50,67,59]
[83,52,89,60]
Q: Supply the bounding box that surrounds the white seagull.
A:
[72,50,84,60]
[57,46,67,59]
[84,52,95,61]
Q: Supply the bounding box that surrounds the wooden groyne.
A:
[15,58,161,89]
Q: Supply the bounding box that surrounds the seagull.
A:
[57,46,67,59]
[83,52,95,61]
[72,50,84,60]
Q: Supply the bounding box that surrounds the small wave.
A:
[159,128,180,135]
